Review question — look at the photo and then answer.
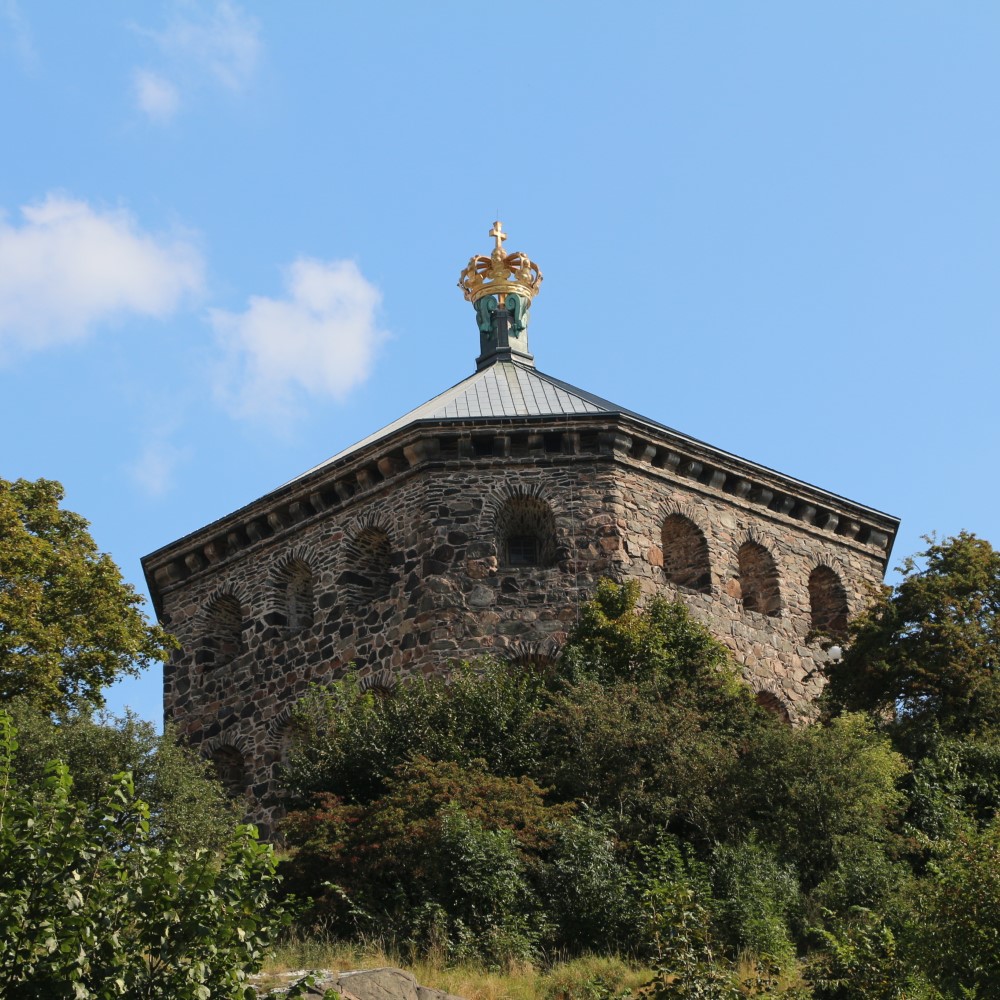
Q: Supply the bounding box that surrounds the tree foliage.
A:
[906,817,1000,995]
[0,711,306,1000]
[285,661,548,807]
[0,478,174,712]
[275,551,1000,991]
[282,755,572,965]
[825,532,1000,740]
[5,701,237,852]
[281,581,912,977]
[560,578,735,687]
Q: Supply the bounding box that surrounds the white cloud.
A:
[211,258,386,421]
[142,0,260,91]
[130,2,260,124]
[0,194,204,358]
[130,438,189,497]
[0,1,37,70]
[133,69,180,122]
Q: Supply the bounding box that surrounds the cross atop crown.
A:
[489,220,507,251]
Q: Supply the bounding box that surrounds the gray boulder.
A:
[334,967,465,1000]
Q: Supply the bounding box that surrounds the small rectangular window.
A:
[506,535,539,566]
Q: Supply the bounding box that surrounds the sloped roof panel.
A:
[290,361,614,482]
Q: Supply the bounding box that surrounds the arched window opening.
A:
[208,746,248,798]
[755,691,792,724]
[661,514,712,593]
[497,496,558,569]
[202,595,244,667]
[809,565,849,636]
[340,527,394,604]
[278,558,315,633]
[507,535,539,567]
[737,542,781,617]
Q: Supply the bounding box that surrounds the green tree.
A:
[560,579,735,687]
[0,478,174,712]
[906,817,1000,995]
[904,730,1000,840]
[724,713,907,903]
[825,532,1000,741]
[284,660,548,807]
[0,712,314,1000]
[538,580,775,846]
[533,674,764,847]
[6,701,237,852]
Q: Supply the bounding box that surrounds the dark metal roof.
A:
[289,360,637,482]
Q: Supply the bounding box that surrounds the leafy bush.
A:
[540,811,641,953]
[560,579,736,689]
[722,714,907,898]
[636,841,784,999]
[284,661,548,806]
[6,700,237,852]
[806,908,909,1000]
[431,805,543,967]
[282,756,567,966]
[906,817,1000,995]
[711,838,798,965]
[0,711,298,1000]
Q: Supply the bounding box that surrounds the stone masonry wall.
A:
[160,457,622,831]
[151,417,894,831]
[611,458,882,720]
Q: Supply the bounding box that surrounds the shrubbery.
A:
[6,480,998,997]
[0,477,328,998]
[0,712,312,1000]
[279,537,1000,996]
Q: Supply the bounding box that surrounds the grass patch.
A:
[258,934,652,999]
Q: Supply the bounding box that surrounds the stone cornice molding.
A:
[142,412,899,618]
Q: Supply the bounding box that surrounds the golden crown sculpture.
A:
[457,221,543,306]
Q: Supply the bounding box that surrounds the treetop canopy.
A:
[0,477,174,713]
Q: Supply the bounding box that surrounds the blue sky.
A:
[2,2,998,727]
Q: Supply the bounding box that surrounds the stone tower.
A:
[142,223,899,831]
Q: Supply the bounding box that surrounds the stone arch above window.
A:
[201,594,244,668]
[359,668,397,701]
[276,557,315,634]
[496,494,558,568]
[264,708,301,780]
[809,565,849,636]
[340,524,394,605]
[504,638,562,673]
[736,541,781,617]
[207,745,249,798]
[661,513,712,593]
